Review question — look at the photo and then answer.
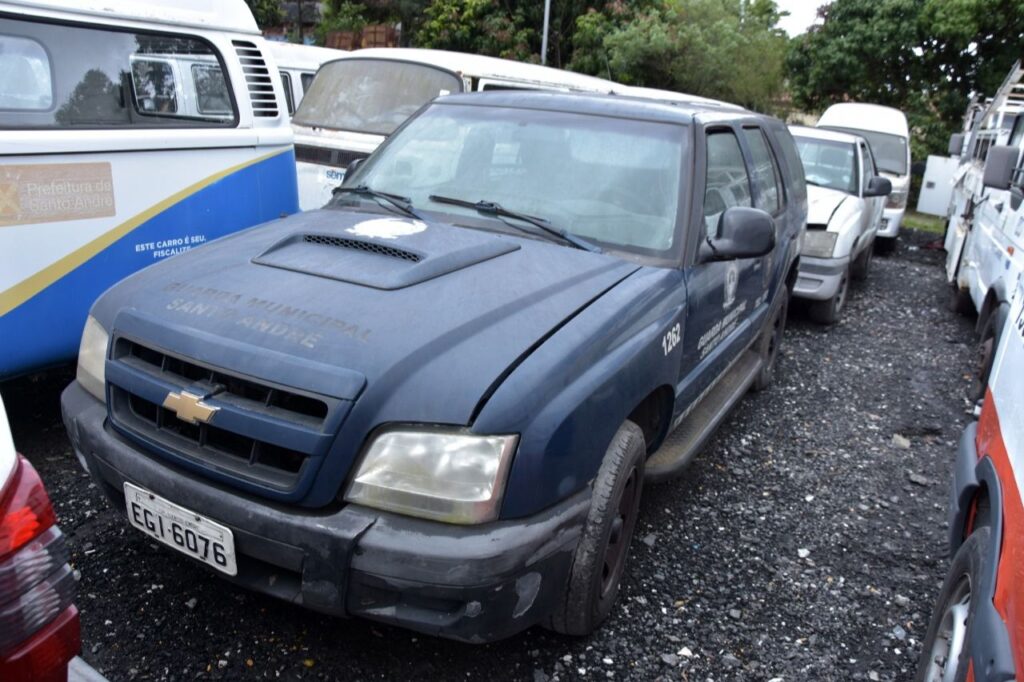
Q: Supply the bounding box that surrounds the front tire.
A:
[752,293,788,391]
[915,527,990,682]
[875,236,897,254]
[808,267,850,325]
[969,304,1008,401]
[851,243,873,281]
[548,420,645,636]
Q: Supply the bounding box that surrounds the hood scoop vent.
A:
[303,234,422,263]
[252,219,520,290]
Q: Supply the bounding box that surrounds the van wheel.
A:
[948,285,974,316]
[851,245,873,281]
[875,236,897,255]
[548,420,645,636]
[915,527,989,682]
[808,268,849,325]
[752,294,788,391]
[969,304,1007,401]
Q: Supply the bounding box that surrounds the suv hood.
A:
[95,208,639,426]
[807,185,851,226]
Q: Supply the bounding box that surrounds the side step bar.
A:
[645,349,762,483]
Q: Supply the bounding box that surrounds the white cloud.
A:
[775,0,823,37]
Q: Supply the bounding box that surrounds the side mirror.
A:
[864,176,892,197]
[948,133,965,157]
[702,207,775,262]
[342,157,365,185]
[983,145,1019,190]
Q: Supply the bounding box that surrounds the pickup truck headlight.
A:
[886,189,908,209]
[345,429,518,524]
[76,316,108,403]
[801,230,839,258]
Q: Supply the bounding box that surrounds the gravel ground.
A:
[3,229,978,681]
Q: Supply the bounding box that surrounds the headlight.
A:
[887,189,908,209]
[345,429,519,524]
[802,230,838,258]
[76,315,108,403]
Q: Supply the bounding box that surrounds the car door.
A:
[678,126,763,403]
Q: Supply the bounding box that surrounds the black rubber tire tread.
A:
[949,286,975,316]
[875,236,897,255]
[969,304,1007,401]
[752,293,788,391]
[547,420,645,636]
[914,527,990,682]
[851,243,873,281]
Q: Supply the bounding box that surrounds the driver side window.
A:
[704,131,752,237]
[859,143,874,193]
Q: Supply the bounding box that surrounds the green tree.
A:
[244,0,283,29]
[415,0,537,61]
[570,0,789,113]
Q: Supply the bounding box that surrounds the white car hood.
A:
[807,185,852,226]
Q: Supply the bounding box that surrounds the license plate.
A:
[124,483,237,576]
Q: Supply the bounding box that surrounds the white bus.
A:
[291,48,618,210]
[266,41,346,117]
[0,0,298,379]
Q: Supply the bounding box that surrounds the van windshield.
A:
[345,102,686,259]
[793,136,857,194]
[292,59,463,136]
[824,127,908,176]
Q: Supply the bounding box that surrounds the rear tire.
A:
[915,527,990,682]
[948,285,975,316]
[808,267,849,325]
[969,304,1008,401]
[548,420,645,636]
[752,293,788,391]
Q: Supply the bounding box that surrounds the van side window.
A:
[859,142,874,191]
[742,127,782,213]
[279,72,295,114]
[0,34,53,110]
[0,17,236,128]
[704,131,753,237]
[300,72,314,93]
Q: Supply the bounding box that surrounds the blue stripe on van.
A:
[0,149,299,379]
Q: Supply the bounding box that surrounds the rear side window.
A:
[0,34,52,110]
[300,72,314,93]
[773,128,807,198]
[280,71,295,114]
[743,127,782,213]
[704,131,752,236]
[0,17,236,128]
[859,142,874,190]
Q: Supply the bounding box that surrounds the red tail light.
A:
[0,457,56,559]
[0,456,79,680]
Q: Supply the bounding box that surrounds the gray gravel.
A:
[3,229,977,681]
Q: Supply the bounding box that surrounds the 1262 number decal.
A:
[661,322,681,355]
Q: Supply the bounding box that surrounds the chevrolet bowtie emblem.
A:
[162,390,219,425]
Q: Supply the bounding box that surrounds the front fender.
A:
[473,267,686,519]
[827,200,865,259]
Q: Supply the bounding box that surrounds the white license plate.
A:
[124,483,237,576]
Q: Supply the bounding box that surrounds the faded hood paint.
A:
[806,185,851,228]
[92,208,639,429]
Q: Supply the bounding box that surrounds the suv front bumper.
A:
[793,255,850,301]
[61,382,589,643]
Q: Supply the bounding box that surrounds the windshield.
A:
[794,136,857,194]
[292,59,463,136]
[345,103,687,258]
[823,127,908,176]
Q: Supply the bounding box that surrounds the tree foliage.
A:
[416,0,537,61]
[244,0,283,29]
[569,0,789,113]
[787,0,1024,159]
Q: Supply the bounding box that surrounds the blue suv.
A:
[61,91,806,641]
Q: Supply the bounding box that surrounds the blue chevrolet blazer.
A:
[61,91,807,642]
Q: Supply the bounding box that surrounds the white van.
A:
[265,41,346,117]
[0,0,298,378]
[291,48,618,210]
[817,103,911,251]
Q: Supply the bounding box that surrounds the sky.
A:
[776,0,822,37]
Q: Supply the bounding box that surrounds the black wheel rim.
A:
[600,465,640,599]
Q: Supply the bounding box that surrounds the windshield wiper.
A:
[333,185,423,220]
[428,195,601,253]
